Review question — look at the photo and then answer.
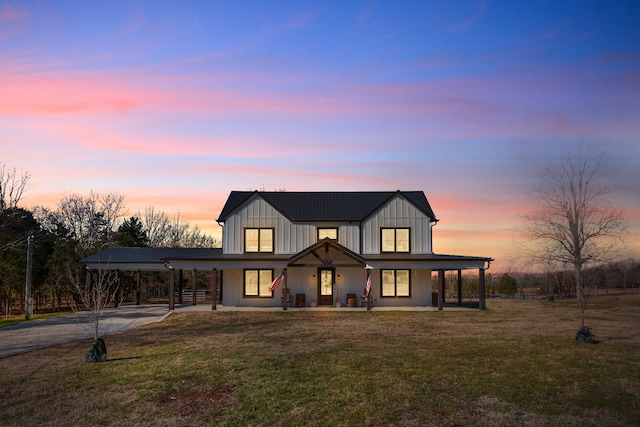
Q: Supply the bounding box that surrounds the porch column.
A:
[479,268,486,310]
[178,270,184,304]
[211,269,217,311]
[282,268,288,311]
[192,269,197,306]
[168,269,175,311]
[135,270,141,305]
[457,269,463,306]
[438,270,445,311]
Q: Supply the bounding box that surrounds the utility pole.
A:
[25,235,33,320]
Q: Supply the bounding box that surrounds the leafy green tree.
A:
[0,208,40,316]
[495,273,517,296]
[114,216,149,247]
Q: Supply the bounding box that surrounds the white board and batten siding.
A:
[222,197,362,254]
[222,195,430,255]
[361,195,433,254]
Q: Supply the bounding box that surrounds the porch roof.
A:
[81,246,491,271]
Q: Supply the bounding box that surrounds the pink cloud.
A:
[0,2,28,21]
[2,52,637,145]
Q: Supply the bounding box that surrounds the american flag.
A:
[365,272,371,296]
[269,272,284,292]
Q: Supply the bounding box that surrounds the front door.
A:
[317,268,334,306]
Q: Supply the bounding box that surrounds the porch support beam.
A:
[211,269,217,311]
[479,268,486,310]
[438,270,445,311]
[457,269,462,306]
[282,268,288,311]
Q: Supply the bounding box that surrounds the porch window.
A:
[381,269,410,297]
[318,228,338,241]
[245,228,274,253]
[381,228,410,252]
[244,269,273,297]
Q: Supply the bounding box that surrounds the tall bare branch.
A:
[0,164,31,212]
[521,144,627,328]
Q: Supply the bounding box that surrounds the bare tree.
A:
[0,164,31,212]
[141,207,219,248]
[56,191,127,253]
[69,265,120,362]
[522,144,627,329]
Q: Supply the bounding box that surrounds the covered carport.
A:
[81,247,222,311]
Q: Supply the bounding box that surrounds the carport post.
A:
[192,269,197,306]
[168,268,175,311]
[136,270,141,305]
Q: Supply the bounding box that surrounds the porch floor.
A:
[173,303,474,312]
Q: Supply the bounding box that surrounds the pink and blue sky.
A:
[1,1,639,270]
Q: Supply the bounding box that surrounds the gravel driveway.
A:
[0,305,173,358]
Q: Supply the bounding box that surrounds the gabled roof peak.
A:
[217,190,437,223]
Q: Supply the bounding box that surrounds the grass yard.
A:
[1,295,639,426]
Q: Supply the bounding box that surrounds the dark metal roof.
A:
[80,247,222,264]
[81,246,491,270]
[363,253,493,262]
[216,190,437,223]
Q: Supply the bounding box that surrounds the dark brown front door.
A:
[318,268,334,306]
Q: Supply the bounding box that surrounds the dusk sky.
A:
[1,1,639,271]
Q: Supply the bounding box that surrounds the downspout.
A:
[429,218,439,253]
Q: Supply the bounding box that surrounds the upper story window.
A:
[245,228,274,253]
[381,228,410,252]
[318,228,338,241]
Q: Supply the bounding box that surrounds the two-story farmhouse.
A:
[82,190,493,309]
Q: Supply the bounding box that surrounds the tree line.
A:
[0,165,219,317]
[487,259,640,299]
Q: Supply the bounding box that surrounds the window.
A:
[244,269,274,297]
[381,228,410,252]
[245,228,273,252]
[381,269,410,297]
[318,228,338,241]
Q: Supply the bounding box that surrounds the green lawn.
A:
[1,295,638,426]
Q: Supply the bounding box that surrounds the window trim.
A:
[244,228,274,253]
[317,227,338,241]
[243,269,275,298]
[381,228,410,253]
[380,269,411,297]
